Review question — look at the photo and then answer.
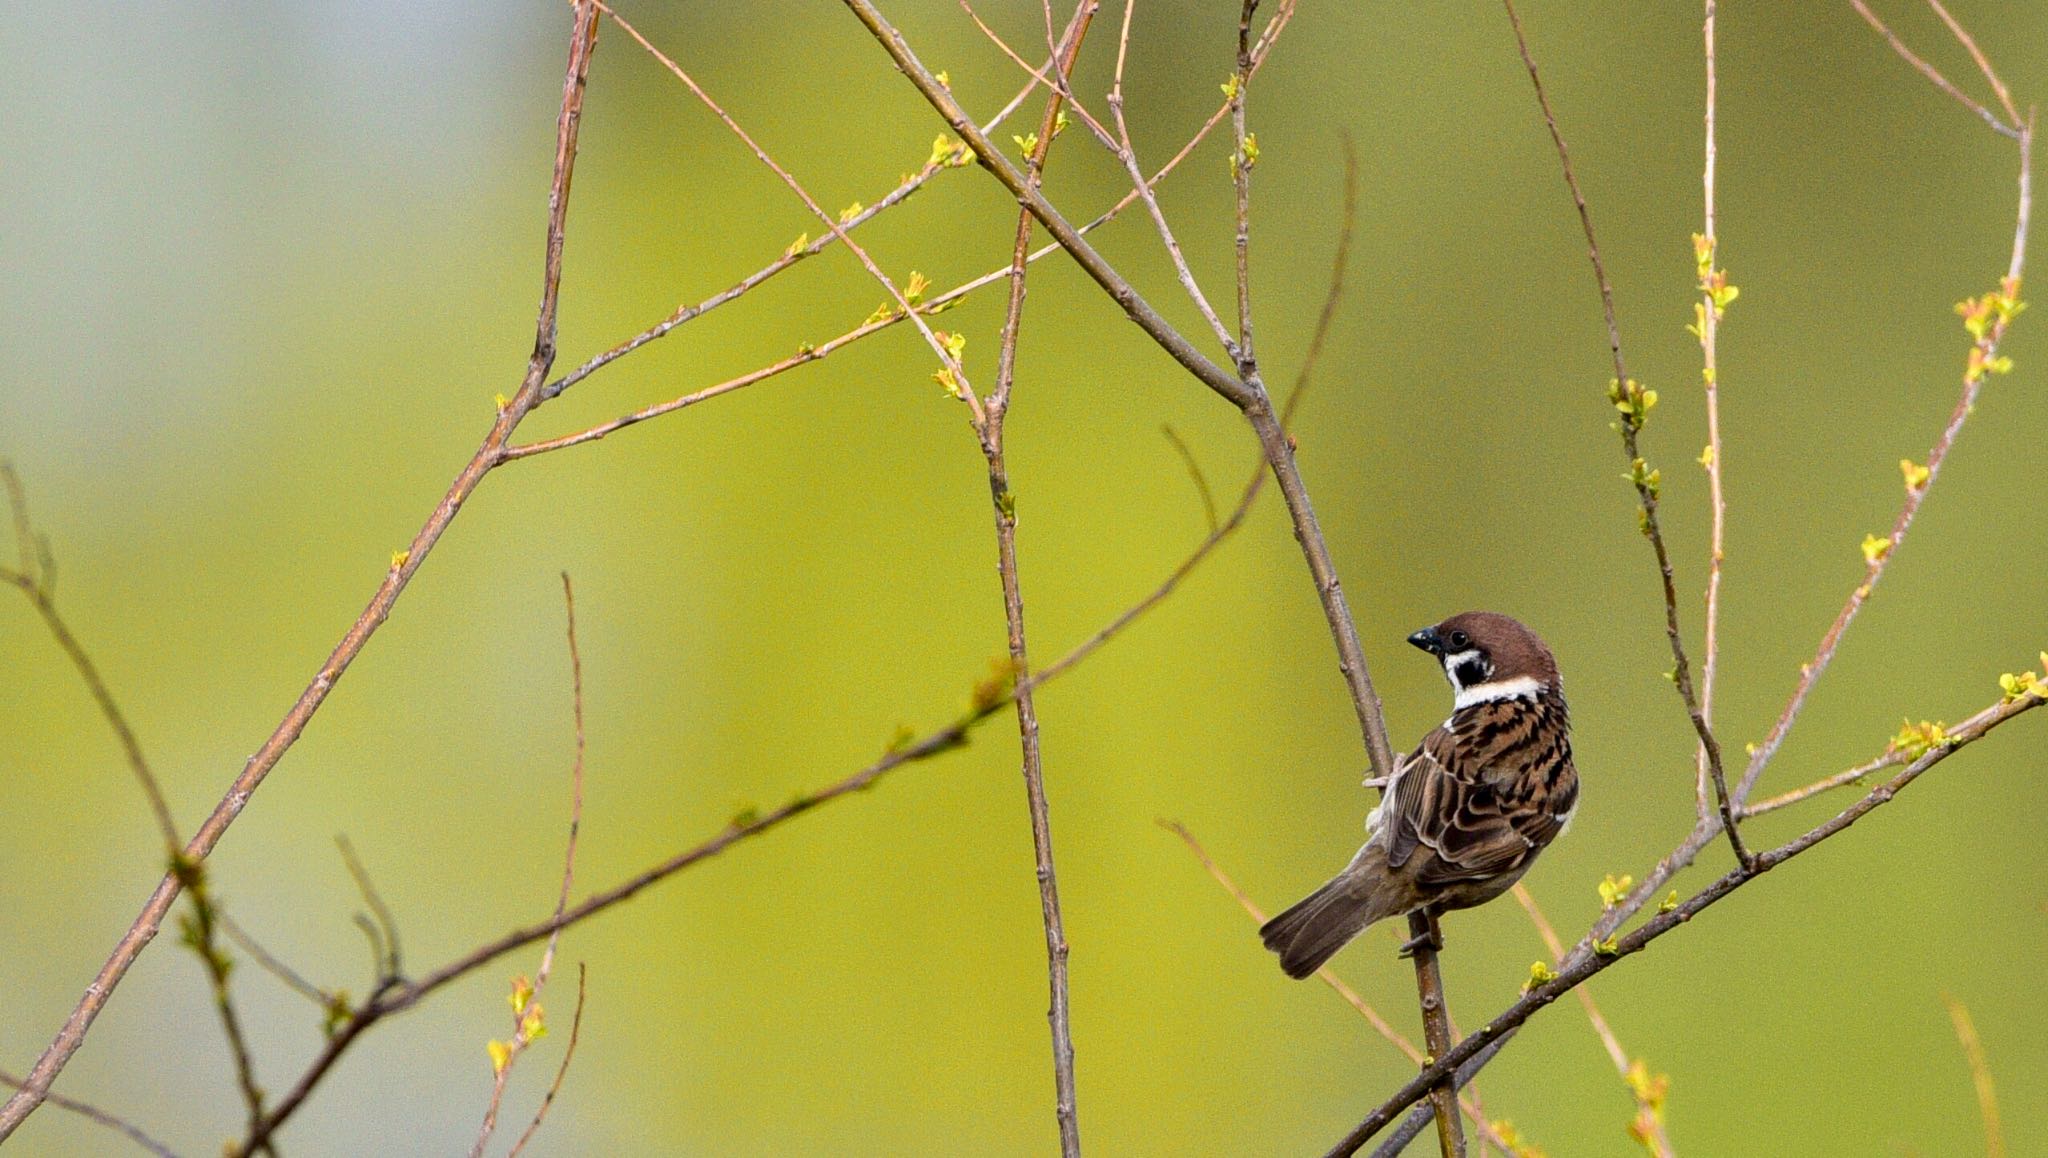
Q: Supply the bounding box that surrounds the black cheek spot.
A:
[1454,659,1489,687]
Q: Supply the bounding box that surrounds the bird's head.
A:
[1407,611,1560,709]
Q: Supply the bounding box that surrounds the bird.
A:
[1260,611,1578,979]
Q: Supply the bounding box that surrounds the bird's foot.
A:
[1395,913,1446,959]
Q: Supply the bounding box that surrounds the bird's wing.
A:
[1383,707,1575,889]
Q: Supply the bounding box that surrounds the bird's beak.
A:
[1407,626,1443,656]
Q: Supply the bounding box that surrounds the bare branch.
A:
[1,464,180,848]
[594,0,988,425]
[979,9,1098,1149]
[1734,14,2032,807]
[505,965,590,1158]
[1944,994,2006,1158]
[1501,0,1749,868]
[1848,0,2021,138]
[1324,691,2045,1155]
[0,1071,181,1158]
[1159,822,1517,1154]
[1105,0,1240,357]
[467,574,591,1158]
[1694,0,1729,827]
[0,5,603,1137]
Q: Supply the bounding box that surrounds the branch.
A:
[1324,691,2045,1155]
[1733,8,2032,807]
[1159,822,1518,1154]
[1848,0,2022,138]
[466,573,590,1158]
[1501,0,1748,867]
[1944,994,2006,1158]
[1694,0,1730,827]
[1512,885,1675,1156]
[505,965,589,1158]
[0,4,602,1138]
[0,1071,181,1158]
[977,6,1098,1152]
[1,464,179,848]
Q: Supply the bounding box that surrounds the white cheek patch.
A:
[1453,674,1546,710]
[1441,649,1480,677]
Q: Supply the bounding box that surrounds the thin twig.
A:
[594,0,987,425]
[0,1071,181,1158]
[1230,1,1261,368]
[467,573,591,1158]
[0,5,601,1139]
[1158,822,1515,1153]
[981,9,1096,1151]
[1105,0,1240,356]
[1324,691,2046,1156]
[1694,0,1729,826]
[505,965,590,1158]
[1,465,180,848]
[1738,751,1897,818]
[1501,0,1749,869]
[217,913,333,1008]
[1943,994,2005,1158]
[1848,1,2021,138]
[242,136,1363,1143]
[1925,0,2020,126]
[1512,885,1675,1156]
[1733,14,2032,808]
[1159,426,1220,533]
[336,835,403,977]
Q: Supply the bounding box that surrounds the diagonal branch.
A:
[0,3,603,1139]
[1324,690,2045,1156]
[0,1071,181,1158]
[840,0,1401,786]
[593,0,987,424]
[1733,9,2032,807]
[1,465,179,849]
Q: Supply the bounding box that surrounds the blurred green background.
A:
[3,2,2044,1154]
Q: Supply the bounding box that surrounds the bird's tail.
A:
[1259,846,1405,979]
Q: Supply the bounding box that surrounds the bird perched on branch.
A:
[1261,612,1578,979]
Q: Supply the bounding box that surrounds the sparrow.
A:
[1260,611,1577,979]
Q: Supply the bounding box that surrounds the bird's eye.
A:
[1448,629,1471,650]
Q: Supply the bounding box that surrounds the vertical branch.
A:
[983,7,1097,1154]
[1693,0,1729,822]
[1500,0,1749,869]
[1405,912,1464,1158]
[1944,995,2005,1158]
[170,860,271,1156]
[468,573,591,1158]
[1230,1,1260,363]
[0,2,601,1138]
